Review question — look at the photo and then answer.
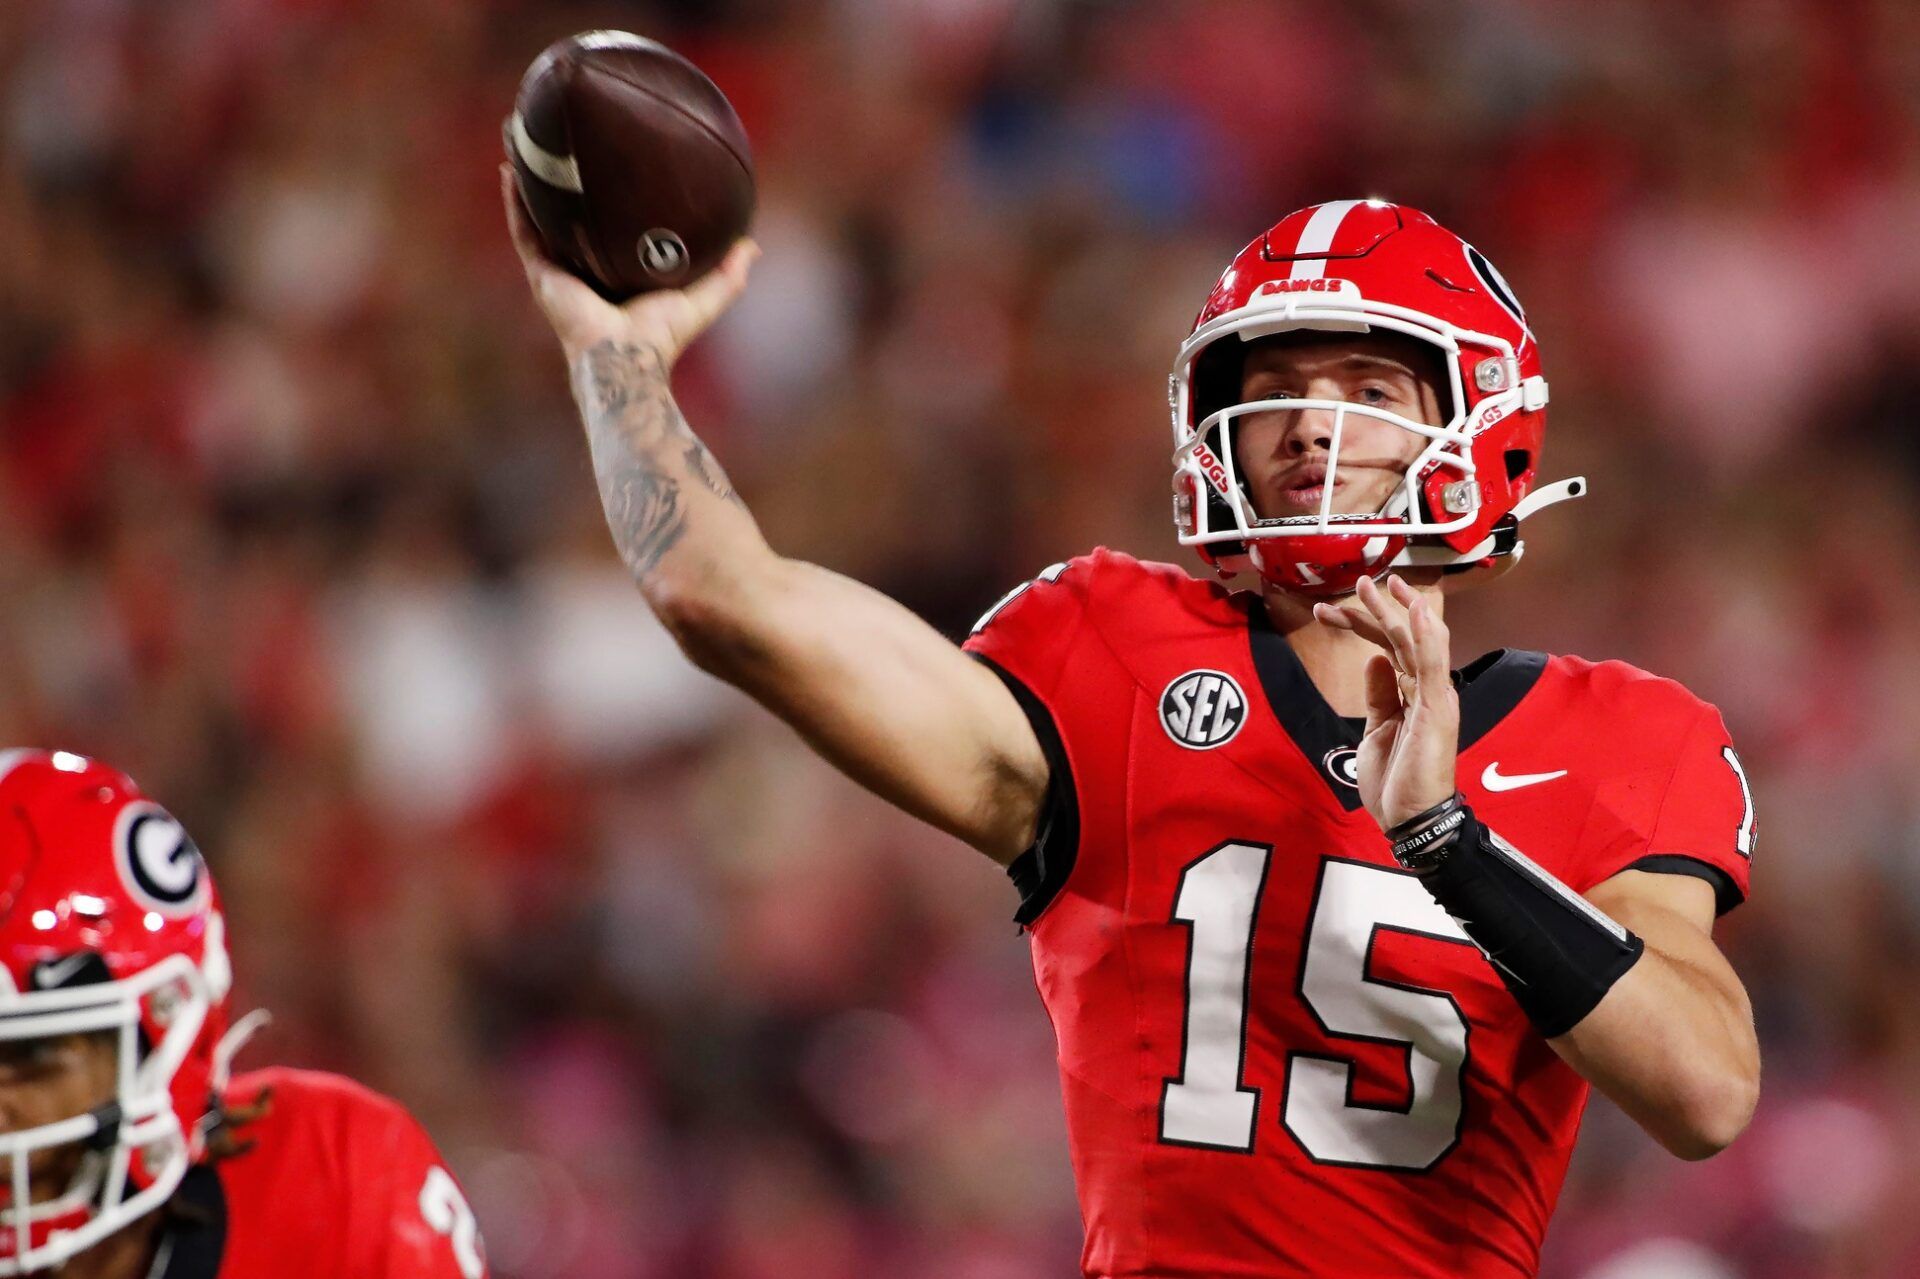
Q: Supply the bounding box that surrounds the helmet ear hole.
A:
[1192,341,1245,424]
[1505,449,1531,482]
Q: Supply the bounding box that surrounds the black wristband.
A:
[1414,807,1645,1038]
[1387,793,1470,871]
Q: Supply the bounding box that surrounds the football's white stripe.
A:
[574,30,654,52]
[509,112,583,193]
[1288,199,1365,280]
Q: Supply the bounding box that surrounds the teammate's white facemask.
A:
[0,955,208,1275]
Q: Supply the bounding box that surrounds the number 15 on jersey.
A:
[1159,843,1478,1171]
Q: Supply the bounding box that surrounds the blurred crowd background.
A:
[5,0,1920,1275]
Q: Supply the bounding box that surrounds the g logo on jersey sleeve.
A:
[1161,670,1247,749]
[113,802,208,915]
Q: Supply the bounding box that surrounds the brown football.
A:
[507,31,755,301]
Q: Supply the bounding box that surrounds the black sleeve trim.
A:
[1454,649,1549,751]
[1625,855,1745,917]
[970,654,1080,927]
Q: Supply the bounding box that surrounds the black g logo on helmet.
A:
[1464,244,1530,338]
[114,803,206,914]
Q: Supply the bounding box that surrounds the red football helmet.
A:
[1171,199,1585,595]
[0,750,237,1274]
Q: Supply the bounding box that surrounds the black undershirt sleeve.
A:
[1623,855,1744,916]
[969,654,1080,926]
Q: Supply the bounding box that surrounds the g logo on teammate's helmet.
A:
[113,802,207,914]
[1160,670,1247,750]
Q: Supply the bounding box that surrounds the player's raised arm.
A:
[503,171,1048,863]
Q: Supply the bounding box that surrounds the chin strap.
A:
[1511,475,1589,521]
[1391,475,1587,570]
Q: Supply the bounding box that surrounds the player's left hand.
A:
[1312,575,1459,831]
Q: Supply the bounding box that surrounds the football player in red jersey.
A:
[508,175,1759,1277]
[0,750,487,1279]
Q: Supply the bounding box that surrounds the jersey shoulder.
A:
[1077,546,1243,624]
[1535,655,1752,908]
[224,1065,427,1153]
[1541,653,1722,739]
[211,1068,484,1279]
[965,550,1246,926]
[215,1066,435,1219]
[1546,653,1710,704]
[965,546,1243,670]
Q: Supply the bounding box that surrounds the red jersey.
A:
[964,549,1754,1279]
[152,1068,487,1279]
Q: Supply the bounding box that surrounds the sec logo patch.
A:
[1160,670,1247,749]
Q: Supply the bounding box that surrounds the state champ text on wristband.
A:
[1387,793,1469,872]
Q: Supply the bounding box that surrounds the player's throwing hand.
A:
[501,165,758,365]
[1312,575,1460,830]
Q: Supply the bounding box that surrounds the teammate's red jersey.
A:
[964,549,1754,1279]
[148,1068,487,1279]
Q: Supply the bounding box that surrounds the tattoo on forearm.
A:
[684,441,741,504]
[609,460,688,574]
[570,340,740,577]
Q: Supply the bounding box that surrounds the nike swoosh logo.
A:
[1481,763,1568,792]
[34,952,95,989]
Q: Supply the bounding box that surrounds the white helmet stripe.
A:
[1287,199,1366,280]
[0,750,39,787]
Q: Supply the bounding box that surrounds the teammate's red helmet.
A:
[0,750,234,1274]
[1170,200,1584,595]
